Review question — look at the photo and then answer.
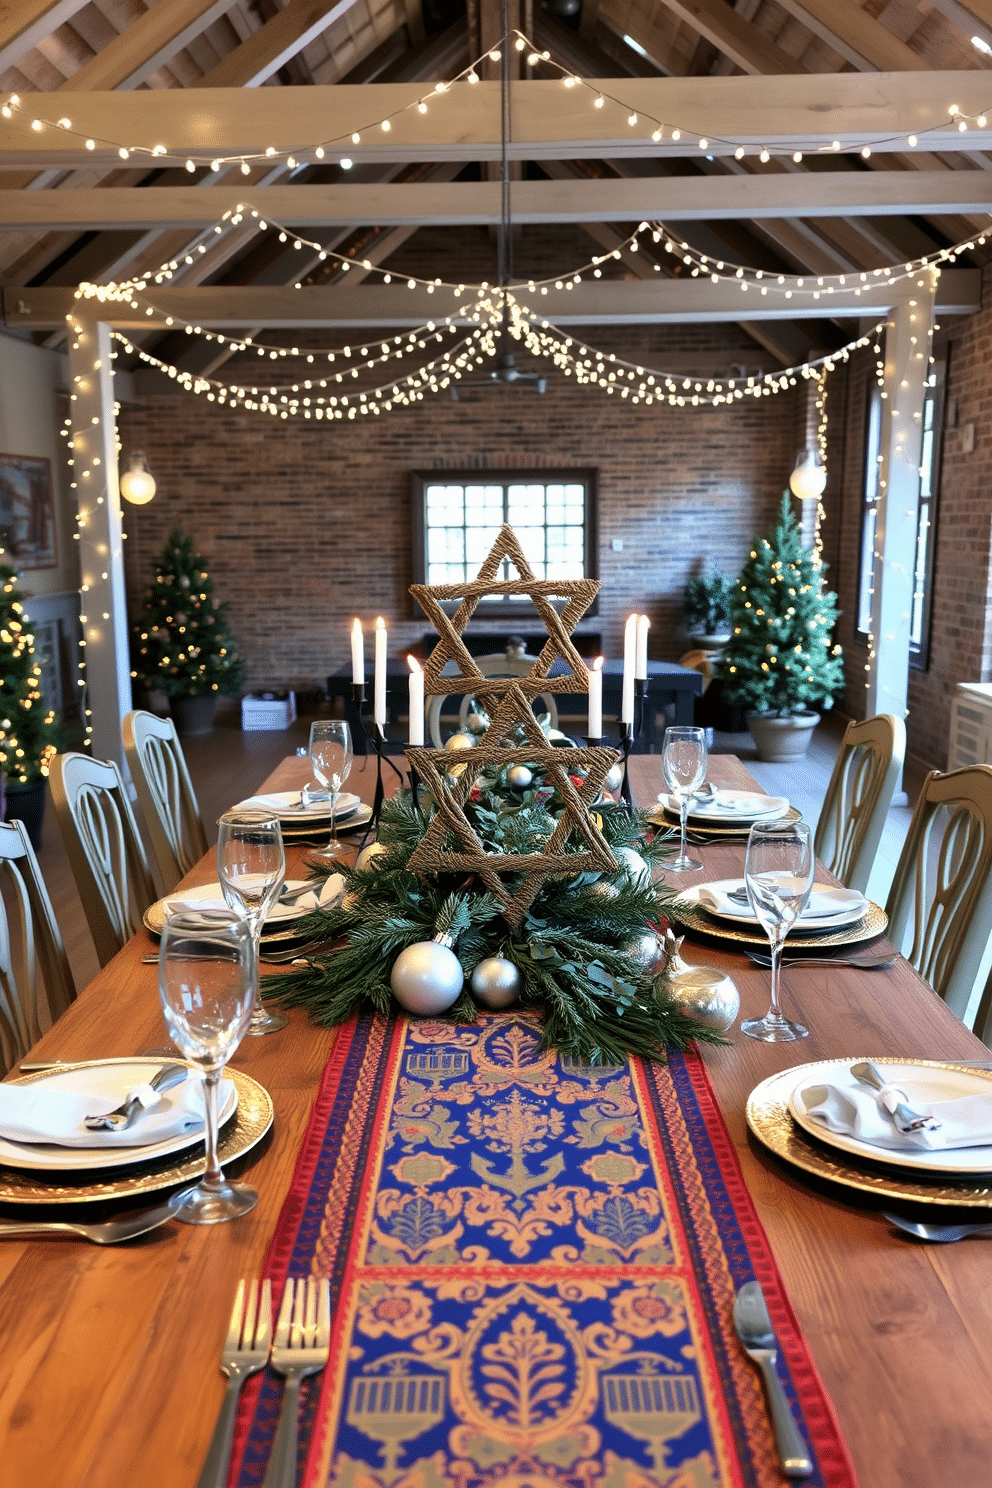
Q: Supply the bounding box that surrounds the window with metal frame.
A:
[855,362,945,669]
[410,469,598,617]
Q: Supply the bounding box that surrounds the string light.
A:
[5,36,992,172]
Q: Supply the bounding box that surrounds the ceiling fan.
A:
[451,1,547,400]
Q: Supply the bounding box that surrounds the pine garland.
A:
[264,783,727,1064]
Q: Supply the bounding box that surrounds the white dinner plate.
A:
[787,1059,992,1175]
[0,1059,238,1172]
[144,879,315,937]
[678,879,869,931]
[658,790,790,823]
[229,790,361,823]
[280,802,373,837]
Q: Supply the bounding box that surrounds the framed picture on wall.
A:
[0,453,57,570]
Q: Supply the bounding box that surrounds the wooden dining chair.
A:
[49,752,157,968]
[122,709,208,893]
[0,820,76,1076]
[426,655,559,747]
[884,763,992,1031]
[814,713,906,895]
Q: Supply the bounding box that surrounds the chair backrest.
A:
[122,709,208,892]
[814,713,906,895]
[884,764,992,1024]
[426,655,559,747]
[49,752,157,968]
[0,820,75,1075]
[678,650,714,694]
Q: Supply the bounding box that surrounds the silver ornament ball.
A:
[604,762,624,792]
[587,880,619,901]
[444,731,475,752]
[507,765,533,789]
[391,941,464,1015]
[355,840,388,871]
[622,930,662,968]
[655,964,740,1033]
[612,845,652,888]
[471,956,521,1009]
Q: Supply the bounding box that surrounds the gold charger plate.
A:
[665,893,888,949]
[648,805,802,840]
[0,1065,272,1205]
[747,1060,992,1207]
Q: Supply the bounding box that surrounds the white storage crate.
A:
[241,691,297,731]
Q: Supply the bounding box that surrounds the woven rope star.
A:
[406,732,619,929]
[410,523,599,701]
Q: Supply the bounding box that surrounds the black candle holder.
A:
[618,722,634,810]
[351,682,368,757]
[634,676,648,743]
[365,720,403,841]
[408,760,421,812]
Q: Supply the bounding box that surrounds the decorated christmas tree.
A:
[0,561,59,785]
[718,493,844,716]
[131,528,246,699]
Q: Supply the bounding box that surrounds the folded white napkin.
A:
[696,883,866,921]
[236,791,357,817]
[0,1074,235,1150]
[293,873,345,914]
[800,1080,992,1152]
[164,896,232,929]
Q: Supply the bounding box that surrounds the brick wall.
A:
[119,317,804,694]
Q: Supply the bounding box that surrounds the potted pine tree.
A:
[0,562,60,848]
[717,494,844,762]
[678,564,734,647]
[131,529,247,736]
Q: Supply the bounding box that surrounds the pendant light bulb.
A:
[788,448,826,500]
[119,451,156,506]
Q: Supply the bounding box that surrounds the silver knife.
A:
[733,1281,813,1478]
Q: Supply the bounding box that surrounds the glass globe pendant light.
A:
[119,451,156,506]
[788,449,826,501]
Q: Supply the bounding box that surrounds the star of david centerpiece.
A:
[406,525,621,929]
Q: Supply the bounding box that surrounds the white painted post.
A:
[865,273,936,721]
[66,311,131,769]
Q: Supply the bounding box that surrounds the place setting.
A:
[0,913,274,1209]
[747,1055,992,1209]
[651,785,802,840]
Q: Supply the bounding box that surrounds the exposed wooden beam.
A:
[0,0,90,76]
[654,0,801,74]
[195,0,362,89]
[7,271,979,330]
[58,0,237,93]
[928,0,992,55]
[8,170,992,231]
[5,75,992,167]
[773,0,929,72]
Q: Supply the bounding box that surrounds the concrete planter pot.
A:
[746,710,820,763]
[169,693,217,737]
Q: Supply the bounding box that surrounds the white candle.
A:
[408,656,424,746]
[351,619,364,685]
[621,615,636,724]
[587,656,604,740]
[636,614,650,680]
[374,616,387,728]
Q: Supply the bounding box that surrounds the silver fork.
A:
[197,1279,273,1488]
[263,1277,331,1488]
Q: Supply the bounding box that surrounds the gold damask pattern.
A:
[304,1014,761,1488]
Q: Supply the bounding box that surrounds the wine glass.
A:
[660,725,707,871]
[309,720,353,862]
[217,809,288,1036]
[741,820,814,1042]
[159,909,256,1224]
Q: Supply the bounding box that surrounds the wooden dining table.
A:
[3,750,992,1487]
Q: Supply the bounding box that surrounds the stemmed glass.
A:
[217,809,288,1036]
[159,909,256,1224]
[660,725,707,871]
[741,820,814,1042]
[309,720,353,862]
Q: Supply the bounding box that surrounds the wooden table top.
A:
[2,751,991,1487]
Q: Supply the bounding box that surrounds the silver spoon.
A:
[0,1198,180,1245]
[882,1212,992,1243]
[747,951,897,969]
[83,1062,188,1132]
